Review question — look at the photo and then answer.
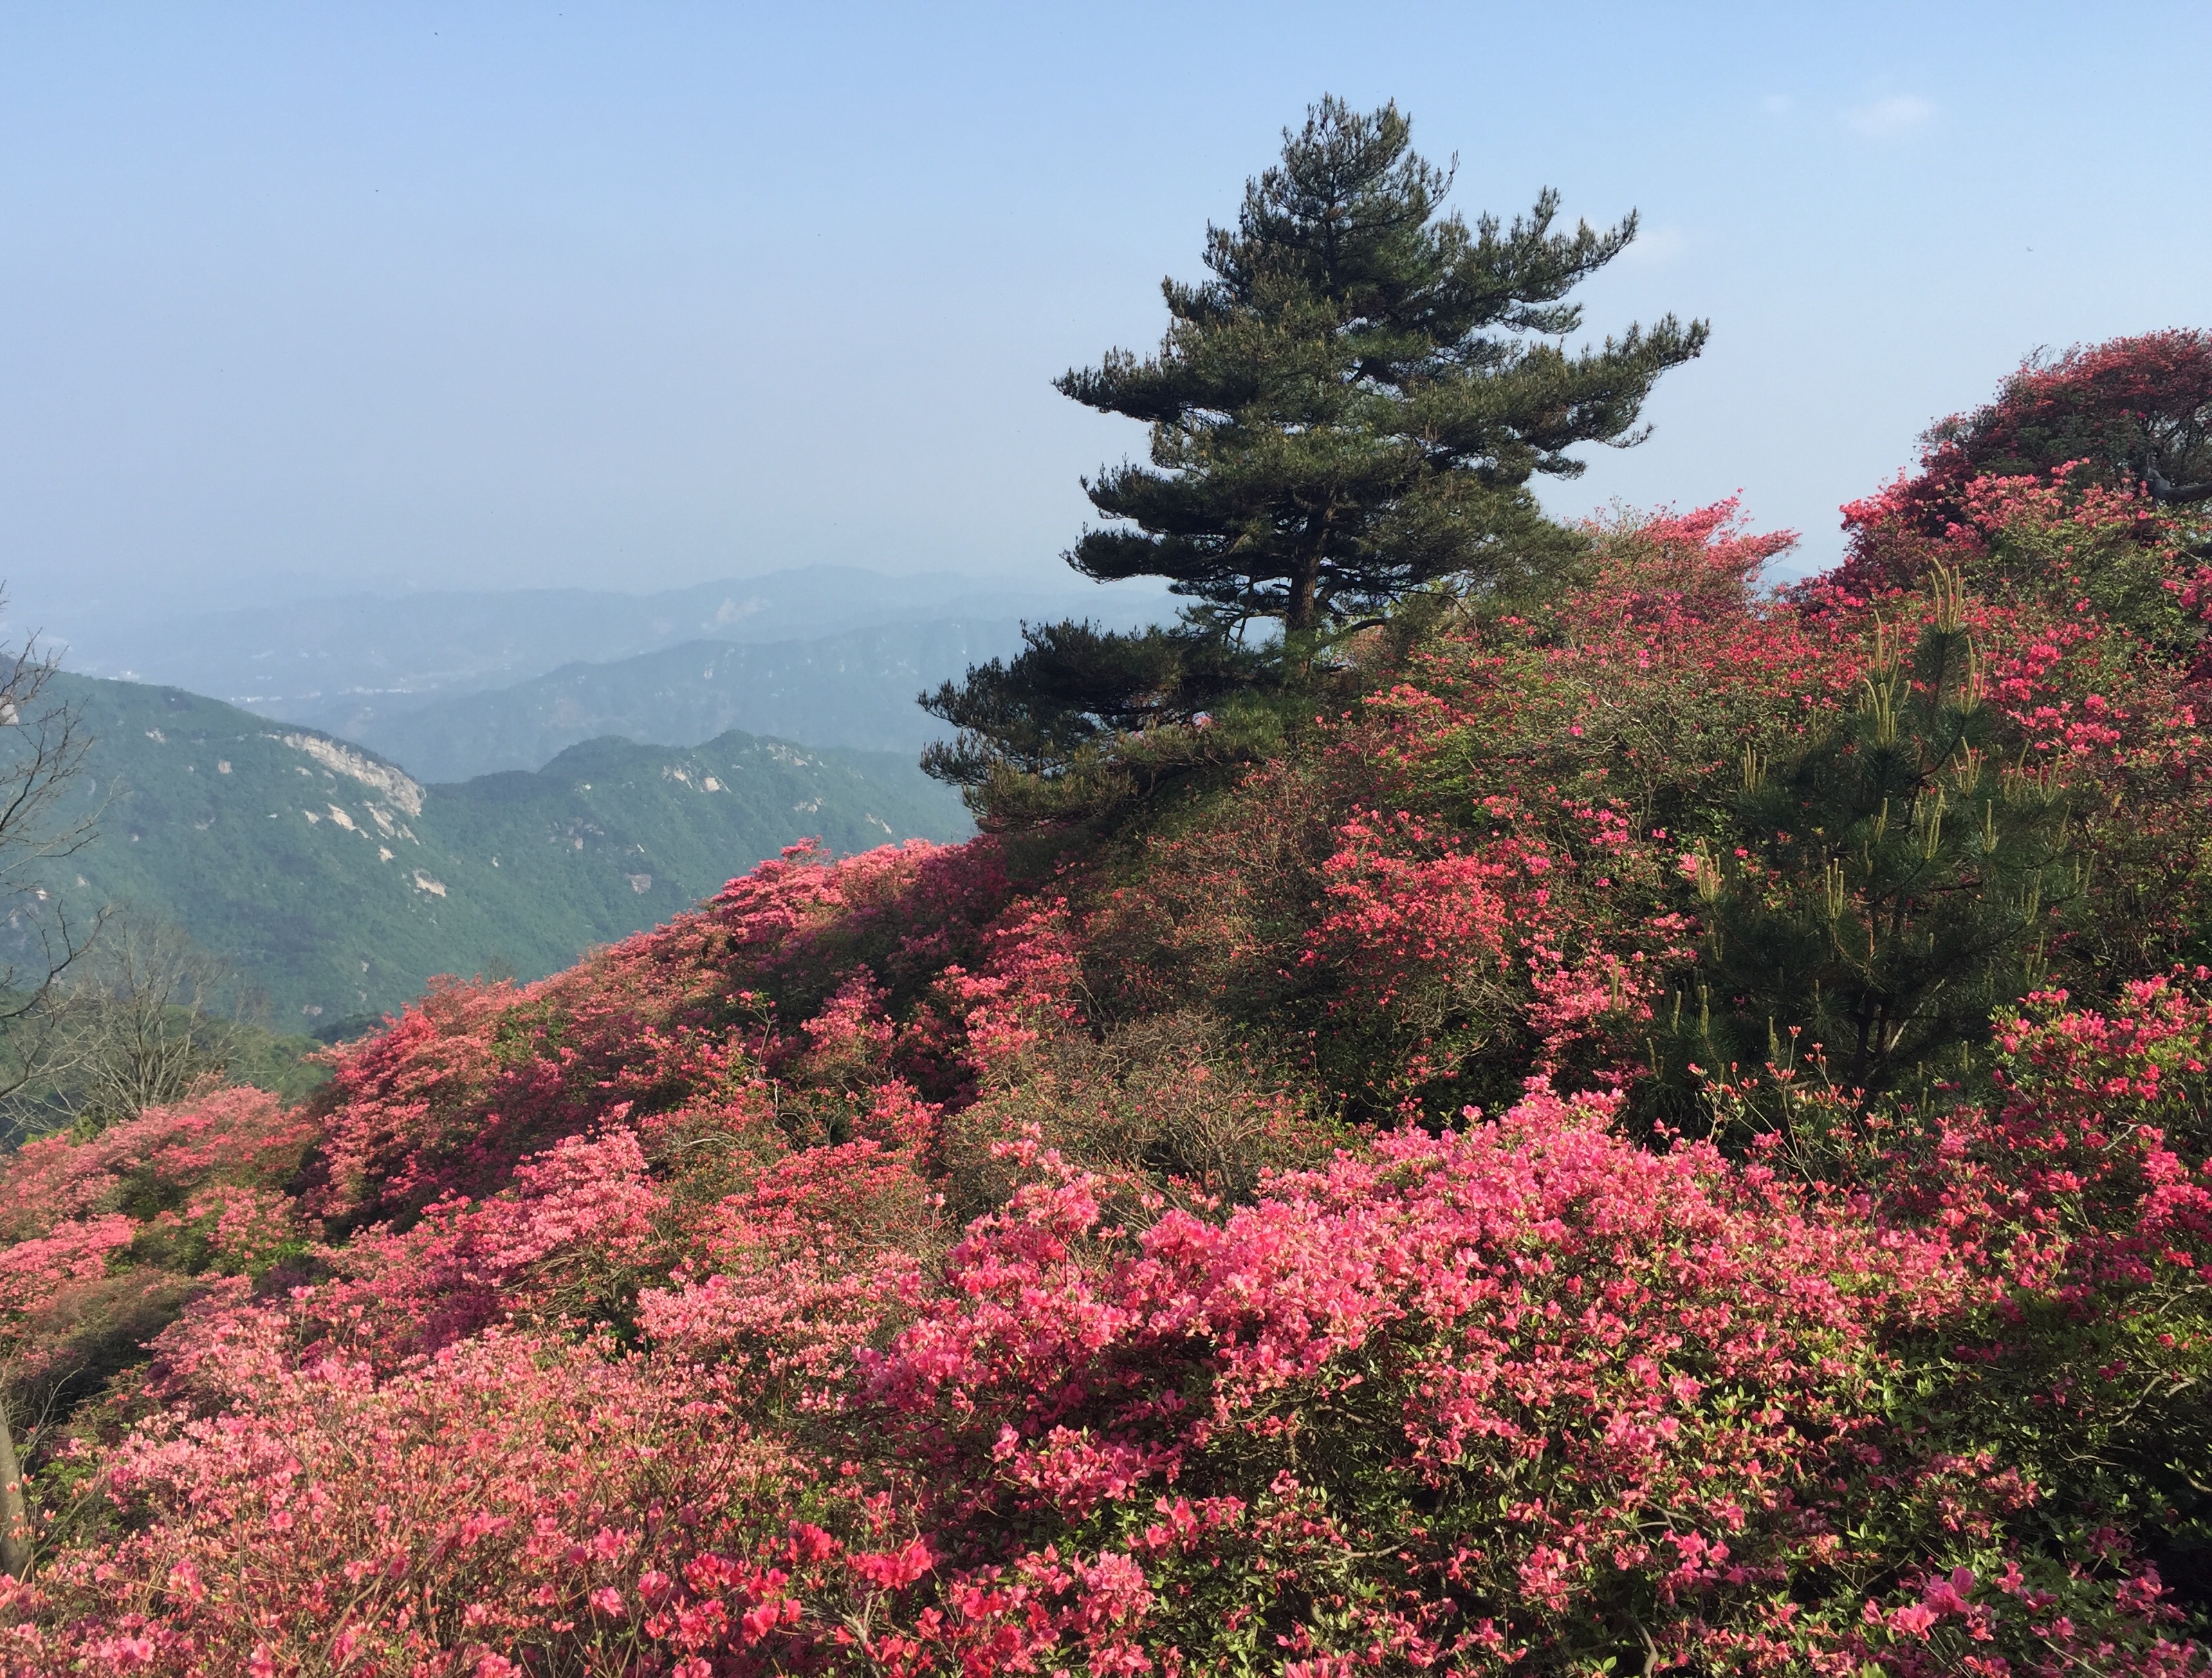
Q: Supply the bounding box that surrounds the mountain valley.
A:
[25,672,970,1031]
[44,566,1168,745]
[345,617,1038,782]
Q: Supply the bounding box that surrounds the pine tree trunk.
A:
[1287,552,1323,632]
[0,1401,29,1579]
[1286,513,1331,632]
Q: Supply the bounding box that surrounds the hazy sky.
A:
[4,1,2207,625]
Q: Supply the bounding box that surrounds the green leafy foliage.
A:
[919,620,1275,782]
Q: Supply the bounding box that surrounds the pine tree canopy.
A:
[919,620,1275,787]
[1058,96,1708,631]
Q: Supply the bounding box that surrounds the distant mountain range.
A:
[25,673,971,1033]
[345,618,1034,782]
[52,566,1169,744]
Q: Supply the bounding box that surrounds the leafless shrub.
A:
[3,910,264,1140]
[940,1009,1340,1224]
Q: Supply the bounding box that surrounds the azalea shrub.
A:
[1854,329,2212,544]
[9,1082,2210,1674]
[8,338,2212,1671]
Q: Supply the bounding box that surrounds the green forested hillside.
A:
[28,674,970,1029]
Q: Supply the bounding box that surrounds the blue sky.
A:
[3,1,2206,623]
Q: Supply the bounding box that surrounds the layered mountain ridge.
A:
[344,618,1038,782]
[29,672,970,1029]
[46,566,1170,749]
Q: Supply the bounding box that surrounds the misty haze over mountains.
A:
[0,564,1172,1022]
[46,566,1172,780]
[0,564,1173,1014]
[353,618,1041,783]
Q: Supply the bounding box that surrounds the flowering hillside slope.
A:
[6,457,2212,1672]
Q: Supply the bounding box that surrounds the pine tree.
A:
[1669,569,2078,1107]
[919,620,1275,785]
[1057,96,1707,633]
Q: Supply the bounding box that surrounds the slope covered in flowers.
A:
[5,461,2212,1673]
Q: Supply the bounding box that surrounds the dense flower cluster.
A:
[1840,330,2212,547]
[7,363,2212,1670]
